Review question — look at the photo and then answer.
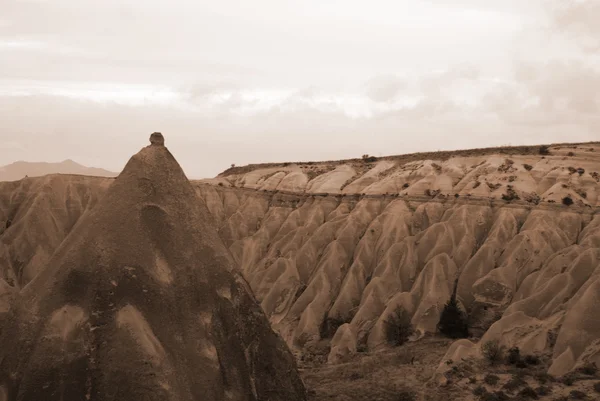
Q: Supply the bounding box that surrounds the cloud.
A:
[363,75,407,103]
[552,0,600,51]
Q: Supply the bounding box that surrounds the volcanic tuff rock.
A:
[1,142,599,378]
[0,136,306,401]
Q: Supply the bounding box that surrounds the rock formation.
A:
[0,135,306,401]
[1,141,599,378]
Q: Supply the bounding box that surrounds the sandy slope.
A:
[1,142,599,381]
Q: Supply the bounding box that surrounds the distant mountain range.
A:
[0,159,118,182]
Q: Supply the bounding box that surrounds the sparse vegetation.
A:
[503,374,527,392]
[539,145,550,155]
[396,390,417,401]
[524,354,541,366]
[384,307,414,346]
[569,390,587,399]
[507,347,521,365]
[562,196,574,206]
[594,381,600,393]
[575,189,587,199]
[576,362,598,376]
[568,166,577,174]
[484,374,501,386]
[320,317,348,339]
[518,386,539,399]
[508,175,516,182]
[535,385,552,396]
[502,186,520,202]
[361,154,378,163]
[567,151,575,157]
[482,341,503,365]
[473,385,487,396]
[523,164,533,171]
[487,182,502,191]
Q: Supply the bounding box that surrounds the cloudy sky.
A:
[1,0,599,178]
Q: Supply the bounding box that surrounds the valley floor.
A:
[300,337,600,401]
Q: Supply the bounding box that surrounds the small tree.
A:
[437,280,469,339]
[482,340,503,365]
[384,307,413,346]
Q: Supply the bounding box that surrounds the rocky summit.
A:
[0,135,306,401]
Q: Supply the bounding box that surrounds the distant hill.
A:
[0,159,118,182]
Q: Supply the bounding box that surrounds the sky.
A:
[0,0,599,178]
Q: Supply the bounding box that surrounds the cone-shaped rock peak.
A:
[0,134,306,401]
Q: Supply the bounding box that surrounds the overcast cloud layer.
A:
[1,0,599,178]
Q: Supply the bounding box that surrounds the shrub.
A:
[539,145,550,155]
[568,166,577,174]
[503,374,527,391]
[524,354,541,365]
[576,362,598,376]
[569,390,587,399]
[484,391,510,401]
[518,386,539,399]
[437,296,469,339]
[562,196,574,206]
[403,183,410,188]
[594,381,600,393]
[561,375,575,386]
[567,151,575,156]
[469,376,477,384]
[482,341,504,365]
[523,164,533,171]
[384,307,413,346]
[473,385,487,396]
[396,390,417,401]
[535,386,552,396]
[507,347,521,365]
[474,181,481,188]
[502,186,520,202]
[484,374,500,386]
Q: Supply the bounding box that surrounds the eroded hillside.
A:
[1,142,599,380]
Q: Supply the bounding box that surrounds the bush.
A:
[523,164,533,171]
[503,375,527,391]
[569,390,587,399]
[576,362,598,376]
[524,354,541,365]
[507,347,521,365]
[562,196,574,206]
[567,151,575,157]
[484,374,500,386]
[437,296,469,339]
[396,390,417,401]
[518,386,539,399]
[535,386,552,396]
[594,381,600,393]
[384,307,413,346]
[539,145,550,155]
[473,385,487,396]
[561,375,575,386]
[482,341,504,365]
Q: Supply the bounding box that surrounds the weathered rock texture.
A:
[0,139,305,401]
[1,142,599,377]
